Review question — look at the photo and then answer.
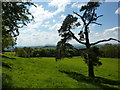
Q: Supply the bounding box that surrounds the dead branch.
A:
[91,22,102,25]
[73,11,86,25]
[90,38,120,46]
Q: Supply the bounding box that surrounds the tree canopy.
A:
[1,1,36,51]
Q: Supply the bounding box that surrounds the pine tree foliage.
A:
[56,14,80,61]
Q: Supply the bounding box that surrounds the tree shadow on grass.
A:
[59,70,120,89]
[2,55,16,60]
[1,55,14,69]
[2,62,12,69]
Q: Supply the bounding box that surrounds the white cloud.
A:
[115,8,120,14]
[48,0,70,14]
[20,27,37,34]
[94,32,101,37]
[103,27,120,35]
[90,27,119,39]
[89,24,96,30]
[49,23,62,30]
[17,31,60,46]
[60,14,66,20]
[41,24,50,28]
[89,0,105,2]
[23,1,70,31]
[52,20,56,23]
[71,2,85,8]
[90,27,119,43]
[27,22,41,29]
[29,2,69,26]
[45,21,50,24]
[29,4,54,22]
[17,1,70,46]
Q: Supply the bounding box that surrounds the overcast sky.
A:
[16,0,120,46]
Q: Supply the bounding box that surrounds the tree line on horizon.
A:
[9,44,119,58]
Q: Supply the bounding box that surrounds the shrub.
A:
[15,47,33,58]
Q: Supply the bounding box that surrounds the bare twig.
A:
[73,11,86,25]
[91,22,102,25]
[86,9,95,26]
[96,15,103,19]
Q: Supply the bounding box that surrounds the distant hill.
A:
[5,43,119,51]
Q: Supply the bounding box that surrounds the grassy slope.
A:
[2,54,119,89]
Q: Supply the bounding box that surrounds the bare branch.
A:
[90,38,120,46]
[69,30,86,45]
[73,11,86,25]
[96,15,103,19]
[86,9,95,26]
[82,9,87,19]
[91,22,102,25]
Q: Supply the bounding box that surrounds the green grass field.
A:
[2,54,120,89]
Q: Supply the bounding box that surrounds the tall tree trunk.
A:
[85,26,95,78]
[88,58,94,78]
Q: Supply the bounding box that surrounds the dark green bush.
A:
[99,44,120,58]
[81,46,102,66]
[15,47,33,58]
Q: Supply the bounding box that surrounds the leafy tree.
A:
[99,44,120,58]
[15,47,33,58]
[56,1,120,78]
[1,1,36,51]
[2,34,16,52]
[56,40,74,61]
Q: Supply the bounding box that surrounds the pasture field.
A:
[2,54,119,89]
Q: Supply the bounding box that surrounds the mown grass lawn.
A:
[2,54,119,89]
